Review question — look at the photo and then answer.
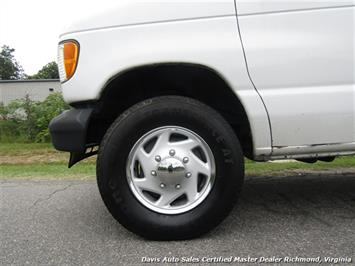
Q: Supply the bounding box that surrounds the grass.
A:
[1,142,354,179]
[0,162,95,179]
[0,162,96,180]
[0,142,95,179]
[0,143,54,155]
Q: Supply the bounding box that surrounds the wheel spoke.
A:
[156,190,184,207]
[171,138,198,151]
[189,153,211,176]
[134,178,161,194]
[135,147,155,176]
[184,173,199,201]
[152,130,171,152]
[136,147,151,165]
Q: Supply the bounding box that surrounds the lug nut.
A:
[169,149,176,156]
[160,183,166,188]
[186,172,192,178]
[155,155,161,162]
[175,184,181,189]
[183,157,189,163]
[151,170,157,176]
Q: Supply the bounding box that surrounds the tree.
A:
[0,45,24,80]
[28,61,59,79]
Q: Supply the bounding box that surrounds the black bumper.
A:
[49,108,93,152]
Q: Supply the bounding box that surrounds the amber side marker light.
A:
[58,41,79,82]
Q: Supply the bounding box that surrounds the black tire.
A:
[97,96,244,240]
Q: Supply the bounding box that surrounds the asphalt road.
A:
[1,174,354,265]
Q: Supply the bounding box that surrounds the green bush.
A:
[0,93,69,143]
[0,120,26,142]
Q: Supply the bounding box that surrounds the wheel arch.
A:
[87,63,255,159]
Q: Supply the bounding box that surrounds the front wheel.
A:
[97,96,244,240]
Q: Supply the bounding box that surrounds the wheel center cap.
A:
[157,158,185,181]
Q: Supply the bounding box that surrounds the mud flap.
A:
[68,144,99,168]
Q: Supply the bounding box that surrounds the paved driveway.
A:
[1,174,354,265]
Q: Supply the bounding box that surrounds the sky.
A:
[0,0,115,75]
